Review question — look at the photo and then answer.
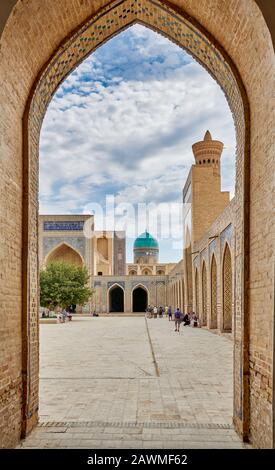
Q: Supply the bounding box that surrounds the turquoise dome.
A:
[134,231,159,250]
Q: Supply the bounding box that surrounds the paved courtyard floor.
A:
[19,317,249,449]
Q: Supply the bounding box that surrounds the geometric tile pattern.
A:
[223,244,232,331]
[211,255,218,329]
[201,262,207,326]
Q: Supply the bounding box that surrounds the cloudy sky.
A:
[39,24,236,263]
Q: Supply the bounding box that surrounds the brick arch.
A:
[108,283,125,313]
[0,0,274,450]
[210,254,218,329]
[141,268,152,276]
[131,283,149,312]
[201,261,207,326]
[181,278,185,313]
[44,242,84,267]
[222,243,233,333]
[195,268,199,316]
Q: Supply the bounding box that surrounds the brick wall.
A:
[0,0,274,448]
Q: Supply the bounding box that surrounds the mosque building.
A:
[39,131,235,333]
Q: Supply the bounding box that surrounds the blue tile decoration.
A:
[44,221,85,231]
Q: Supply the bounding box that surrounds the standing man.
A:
[168,306,172,321]
[174,307,182,332]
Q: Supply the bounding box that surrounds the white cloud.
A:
[39,24,236,261]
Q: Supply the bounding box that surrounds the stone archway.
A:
[109,285,124,313]
[195,269,199,316]
[0,0,274,450]
[45,243,84,267]
[181,279,185,313]
[210,255,218,329]
[222,244,233,332]
[132,286,148,312]
[201,262,207,326]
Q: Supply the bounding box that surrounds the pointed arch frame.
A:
[131,283,150,313]
[43,241,85,267]
[222,242,233,332]
[21,0,251,442]
[201,260,208,326]
[107,282,125,313]
[210,252,218,329]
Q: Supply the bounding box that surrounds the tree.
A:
[40,262,93,310]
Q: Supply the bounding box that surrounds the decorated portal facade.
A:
[39,132,236,320]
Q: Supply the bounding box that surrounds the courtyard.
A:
[18,317,247,449]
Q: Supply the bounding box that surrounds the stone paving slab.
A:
[18,317,250,449]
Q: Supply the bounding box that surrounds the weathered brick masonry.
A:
[0,0,274,448]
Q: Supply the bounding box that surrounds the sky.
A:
[39,24,236,263]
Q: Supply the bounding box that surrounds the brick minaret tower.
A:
[192,130,224,175]
[182,131,230,244]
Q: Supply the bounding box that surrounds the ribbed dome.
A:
[134,231,159,249]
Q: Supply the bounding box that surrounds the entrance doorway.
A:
[109,286,124,313]
[132,287,148,312]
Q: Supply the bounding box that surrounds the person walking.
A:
[153,306,158,319]
[165,305,169,318]
[174,307,182,332]
[168,306,172,321]
[62,308,67,323]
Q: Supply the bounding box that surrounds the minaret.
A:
[182,131,230,244]
[192,130,224,175]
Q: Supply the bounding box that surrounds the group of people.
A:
[146,305,198,332]
[174,309,198,332]
[57,308,73,323]
[146,305,166,318]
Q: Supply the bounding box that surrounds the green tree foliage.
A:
[40,262,93,310]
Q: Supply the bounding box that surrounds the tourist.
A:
[158,305,163,318]
[62,308,67,323]
[153,306,158,318]
[164,305,169,317]
[183,313,190,326]
[174,307,182,332]
[56,312,63,324]
[148,305,153,318]
[168,306,172,321]
[191,312,198,327]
